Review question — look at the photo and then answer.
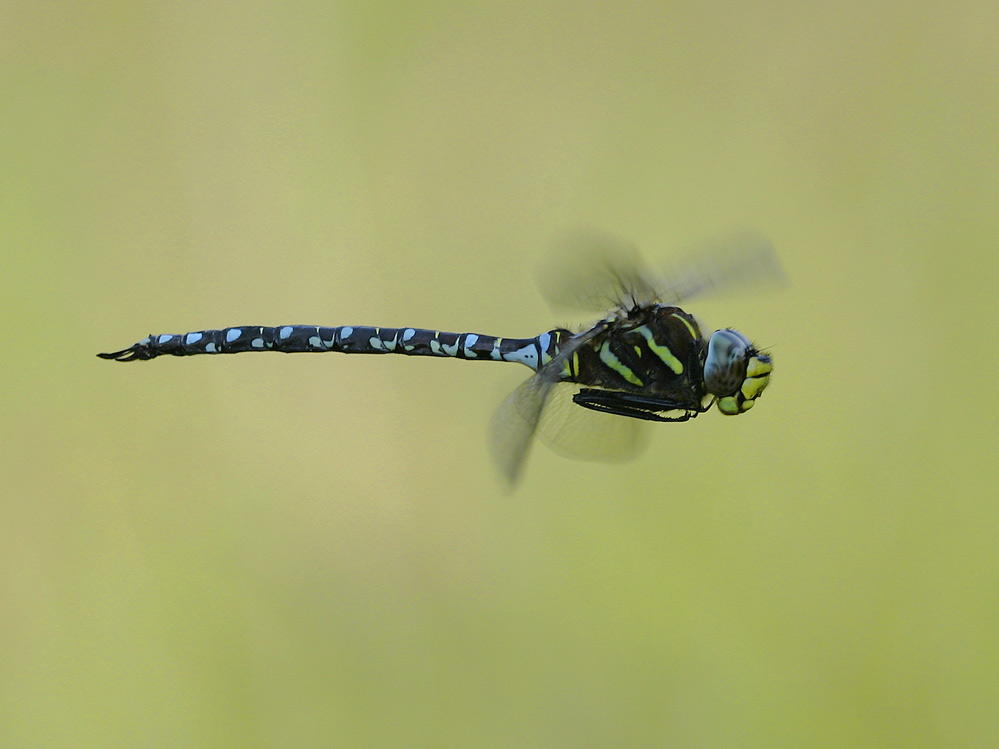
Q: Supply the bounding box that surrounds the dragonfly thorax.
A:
[704,329,772,415]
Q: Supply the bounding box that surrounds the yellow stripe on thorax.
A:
[671,312,698,341]
[637,326,683,375]
[599,341,643,386]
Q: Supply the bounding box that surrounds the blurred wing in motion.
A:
[538,227,785,312]
[491,376,650,486]
[489,325,648,485]
[537,228,659,312]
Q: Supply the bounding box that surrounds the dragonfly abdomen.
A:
[98,324,571,371]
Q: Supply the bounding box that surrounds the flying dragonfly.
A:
[99,230,783,484]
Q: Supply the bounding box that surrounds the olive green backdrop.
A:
[2,1,996,746]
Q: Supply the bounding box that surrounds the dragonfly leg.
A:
[572,388,706,422]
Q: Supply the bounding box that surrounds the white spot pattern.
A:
[503,343,540,370]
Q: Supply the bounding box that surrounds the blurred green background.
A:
[3,1,997,746]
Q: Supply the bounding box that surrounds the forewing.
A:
[537,228,658,312]
[538,227,784,312]
[647,229,785,305]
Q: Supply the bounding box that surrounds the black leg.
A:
[572,388,703,422]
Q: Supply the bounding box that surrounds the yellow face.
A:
[704,329,772,416]
[716,352,773,415]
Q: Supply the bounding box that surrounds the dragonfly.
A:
[99,230,782,484]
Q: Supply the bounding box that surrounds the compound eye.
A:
[704,329,751,397]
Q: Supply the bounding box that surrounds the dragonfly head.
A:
[703,329,772,415]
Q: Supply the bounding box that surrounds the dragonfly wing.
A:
[490,368,561,486]
[489,326,605,485]
[489,323,652,485]
[490,378,650,486]
[537,228,658,312]
[532,382,650,462]
[647,229,786,305]
[538,227,784,311]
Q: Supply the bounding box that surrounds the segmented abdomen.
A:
[99,324,572,372]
